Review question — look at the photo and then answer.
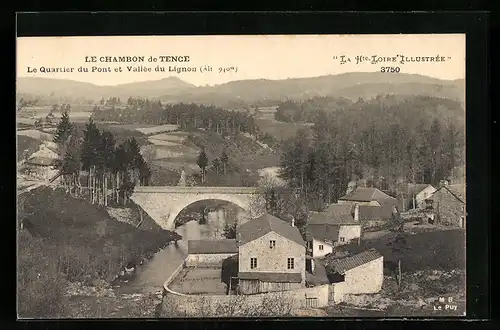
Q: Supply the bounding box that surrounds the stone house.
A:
[236,213,306,295]
[186,239,238,267]
[337,187,397,207]
[306,204,362,258]
[424,183,466,228]
[358,200,398,229]
[407,183,437,209]
[327,249,384,295]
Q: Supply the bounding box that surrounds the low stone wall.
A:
[162,280,330,317]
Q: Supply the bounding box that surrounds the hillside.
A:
[17,72,464,105]
[17,186,180,317]
[17,76,195,102]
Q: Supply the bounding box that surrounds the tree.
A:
[212,157,223,175]
[197,148,209,183]
[53,111,74,147]
[220,150,229,177]
[388,210,408,288]
[222,221,237,239]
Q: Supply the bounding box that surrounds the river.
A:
[114,207,247,295]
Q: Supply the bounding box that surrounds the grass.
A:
[330,228,465,274]
[17,185,181,318]
[169,268,226,295]
[255,118,314,142]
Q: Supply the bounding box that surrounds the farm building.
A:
[236,213,306,294]
[358,200,398,229]
[424,183,466,228]
[186,239,238,267]
[306,204,361,258]
[337,187,397,207]
[407,183,437,210]
[327,249,384,295]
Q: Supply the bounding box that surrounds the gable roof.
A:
[407,183,434,195]
[237,213,304,247]
[430,184,465,204]
[26,156,57,166]
[308,204,357,225]
[306,224,340,243]
[338,187,396,203]
[188,239,238,254]
[358,203,396,221]
[329,249,383,274]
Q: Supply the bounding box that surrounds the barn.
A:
[327,249,384,295]
[186,239,238,268]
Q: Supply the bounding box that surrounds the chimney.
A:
[291,217,295,227]
[354,204,359,221]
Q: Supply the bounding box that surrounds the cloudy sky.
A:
[17,34,465,86]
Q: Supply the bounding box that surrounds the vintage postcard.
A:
[17,34,466,318]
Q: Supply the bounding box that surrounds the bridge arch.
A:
[167,195,252,229]
[130,186,265,230]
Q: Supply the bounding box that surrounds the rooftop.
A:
[338,187,396,203]
[237,213,304,247]
[25,156,57,167]
[188,239,238,254]
[308,204,357,226]
[407,183,434,195]
[238,271,302,283]
[329,249,383,275]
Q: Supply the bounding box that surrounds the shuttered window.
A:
[250,258,257,269]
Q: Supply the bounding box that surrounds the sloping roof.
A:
[338,187,396,203]
[26,156,57,166]
[330,249,383,275]
[358,199,397,221]
[306,224,340,243]
[445,184,466,203]
[407,183,434,195]
[237,214,304,247]
[308,204,357,225]
[429,184,465,204]
[238,272,302,283]
[188,239,238,254]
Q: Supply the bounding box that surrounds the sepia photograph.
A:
[16,34,466,318]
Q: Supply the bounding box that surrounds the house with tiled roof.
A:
[424,183,466,228]
[327,249,384,294]
[407,183,437,210]
[306,204,362,258]
[236,213,306,294]
[338,187,396,207]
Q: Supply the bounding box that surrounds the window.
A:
[287,258,295,269]
[319,244,324,251]
[269,240,276,249]
[250,258,257,269]
[339,237,345,243]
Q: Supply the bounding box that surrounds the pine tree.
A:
[197,148,209,183]
[220,150,229,177]
[53,111,74,147]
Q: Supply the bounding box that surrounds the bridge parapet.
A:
[133,186,263,194]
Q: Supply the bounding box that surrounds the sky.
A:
[16,34,465,87]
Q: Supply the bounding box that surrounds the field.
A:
[17,129,54,142]
[169,268,226,295]
[255,118,314,142]
[135,124,179,135]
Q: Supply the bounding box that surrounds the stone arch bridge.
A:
[131,186,265,230]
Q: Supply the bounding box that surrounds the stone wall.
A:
[161,283,330,317]
[185,253,237,268]
[343,257,384,294]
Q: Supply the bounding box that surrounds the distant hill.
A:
[16,76,196,101]
[17,72,464,105]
